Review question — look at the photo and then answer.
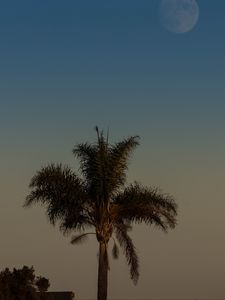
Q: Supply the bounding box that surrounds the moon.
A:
[159,0,199,34]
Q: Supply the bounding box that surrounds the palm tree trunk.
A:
[97,241,108,300]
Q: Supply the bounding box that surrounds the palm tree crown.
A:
[25,127,177,299]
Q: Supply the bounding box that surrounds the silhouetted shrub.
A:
[0,266,50,300]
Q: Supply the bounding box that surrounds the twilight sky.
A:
[1,0,225,299]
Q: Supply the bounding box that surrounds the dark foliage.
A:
[36,276,50,292]
[0,266,50,300]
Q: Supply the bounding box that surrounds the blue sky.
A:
[1,1,225,298]
[1,0,224,144]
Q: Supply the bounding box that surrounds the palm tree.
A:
[24,127,177,300]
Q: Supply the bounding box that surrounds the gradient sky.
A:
[1,0,225,299]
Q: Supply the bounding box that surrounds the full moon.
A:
[159,0,199,34]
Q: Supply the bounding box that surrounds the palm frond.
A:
[73,141,106,201]
[114,222,139,284]
[112,241,119,259]
[73,133,140,203]
[71,233,96,245]
[114,183,177,231]
[24,164,92,231]
[108,136,140,192]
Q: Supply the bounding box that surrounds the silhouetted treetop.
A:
[0,266,50,300]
